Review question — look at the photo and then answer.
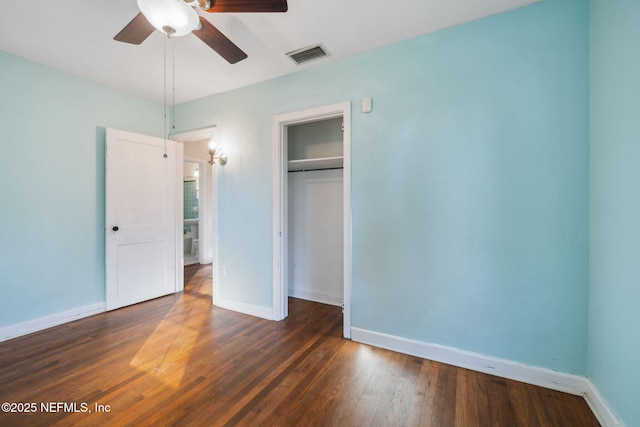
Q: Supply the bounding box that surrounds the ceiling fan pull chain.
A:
[172,36,176,131]
[163,32,168,159]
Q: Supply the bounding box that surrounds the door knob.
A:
[112,226,119,232]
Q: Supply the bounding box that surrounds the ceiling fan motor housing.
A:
[115,0,288,64]
[183,0,211,9]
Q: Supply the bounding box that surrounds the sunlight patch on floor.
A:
[130,299,202,388]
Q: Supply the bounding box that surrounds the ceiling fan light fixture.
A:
[137,0,200,37]
[183,0,211,8]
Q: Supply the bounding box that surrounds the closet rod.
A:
[288,167,344,173]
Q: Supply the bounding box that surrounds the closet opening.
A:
[287,117,344,308]
[272,102,352,339]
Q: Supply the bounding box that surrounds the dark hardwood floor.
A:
[0,264,599,426]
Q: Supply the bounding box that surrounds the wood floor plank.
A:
[0,264,601,426]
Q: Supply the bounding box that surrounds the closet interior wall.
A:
[287,117,344,306]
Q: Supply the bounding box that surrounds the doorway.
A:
[287,118,344,305]
[272,102,352,339]
[183,160,200,266]
[171,127,218,295]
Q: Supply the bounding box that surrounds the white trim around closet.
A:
[272,102,352,338]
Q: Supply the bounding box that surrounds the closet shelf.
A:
[288,156,343,172]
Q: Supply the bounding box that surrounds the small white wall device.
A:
[361,97,372,113]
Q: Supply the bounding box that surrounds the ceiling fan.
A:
[114,0,288,64]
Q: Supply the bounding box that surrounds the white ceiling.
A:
[0,0,539,105]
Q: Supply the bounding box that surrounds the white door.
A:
[105,128,178,310]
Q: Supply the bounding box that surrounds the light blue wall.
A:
[589,1,640,425]
[175,0,590,374]
[2,0,637,420]
[0,0,598,388]
[0,51,165,327]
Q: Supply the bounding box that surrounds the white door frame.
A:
[272,102,352,338]
[171,127,218,299]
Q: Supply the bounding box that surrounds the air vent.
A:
[286,44,329,65]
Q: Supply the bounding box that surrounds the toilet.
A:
[191,239,199,257]
[184,236,193,254]
[184,218,199,259]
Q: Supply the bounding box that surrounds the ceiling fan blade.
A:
[114,13,155,45]
[192,17,248,64]
[205,0,288,13]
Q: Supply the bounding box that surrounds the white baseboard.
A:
[583,379,623,427]
[351,327,623,426]
[288,287,342,307]
[0,303,106,342]
[351,327,585,395]
[214,297,274,320]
